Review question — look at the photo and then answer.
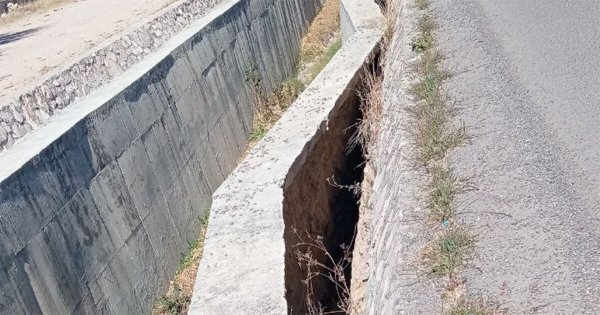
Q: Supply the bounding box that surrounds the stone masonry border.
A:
[0,0,222,151]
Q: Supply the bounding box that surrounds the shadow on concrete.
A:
[0,27,42,46]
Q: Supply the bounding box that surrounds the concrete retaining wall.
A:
[0,0,323,313]
[188,1,382,313]
[0,0,223,152]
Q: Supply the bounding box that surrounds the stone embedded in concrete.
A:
[0,0,324,312]
[0,0,225,153]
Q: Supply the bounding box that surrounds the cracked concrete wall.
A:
[0,0,323,313]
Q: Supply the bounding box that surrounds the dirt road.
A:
[0,0,182,104]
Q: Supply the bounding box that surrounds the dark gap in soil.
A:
[283,69,369,314]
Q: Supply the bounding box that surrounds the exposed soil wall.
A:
[283,89,363,314]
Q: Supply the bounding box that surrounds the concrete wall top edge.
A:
[0,0,241,182]
[340,0,383,41]
[189,3,383,313]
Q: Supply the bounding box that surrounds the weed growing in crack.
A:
[409,48,465,165]
[158,284,189,315]
[409,0,471,278]
[412,15,436,52]
[177,209,211,273]
[446,297,506,315]
[293,229,354,315]
[428,163,459,222]
[245,66,305,142]
[409,0,504,311]
[249,125,266,141]
[309,38,342,81]
[154,209,210,315]
[422,227,474,277]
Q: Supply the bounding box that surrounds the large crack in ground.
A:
[283,85,364,314]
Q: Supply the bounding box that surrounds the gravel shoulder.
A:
[434,0,600,313]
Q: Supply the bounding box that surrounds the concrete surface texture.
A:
[0,0,323,313]
[433,0,600,312]
[339,0,381,42]
[188,0,382,312]
[0,0,222,152]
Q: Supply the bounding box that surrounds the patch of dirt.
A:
[0,0,186,104]
[152,224,208,315]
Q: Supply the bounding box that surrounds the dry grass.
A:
[421,227,474,277]
[294,229,354,315]
[349,1,399,160]
[300,0,340,62]
[381,1,398,57]
[0,0,72,25]
[153,211,210,315]
[446,297,506,315]
[244,0,342,151]
[350,69,383,160]
[246,75,305,144]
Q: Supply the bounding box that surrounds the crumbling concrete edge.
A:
[188,1,383,313]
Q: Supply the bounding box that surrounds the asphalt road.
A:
[434,0,600,313]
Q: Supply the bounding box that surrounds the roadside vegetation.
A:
[410,1,502,314]
[245,0,342,149]
[152,210,210,315]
